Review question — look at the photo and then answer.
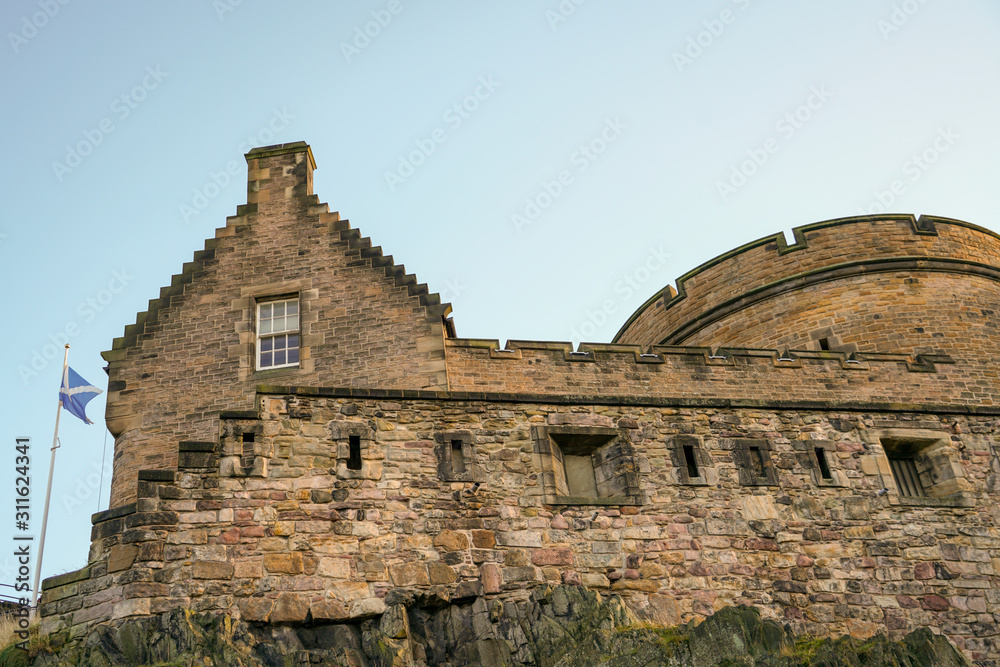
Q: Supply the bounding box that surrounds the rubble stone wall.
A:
[41,390,1000,663]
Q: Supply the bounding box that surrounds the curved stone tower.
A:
[614,214,1000,363]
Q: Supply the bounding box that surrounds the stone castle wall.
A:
[613,215,1000,356]
[61,142,1000,665]
[41,390,1000,663]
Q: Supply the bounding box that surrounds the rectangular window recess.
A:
[815,447,832,480]
[347,435,362,470]
[451,439,466,474]
[889,457,925,497]
[683,444,700,478]
[818,338,830,350]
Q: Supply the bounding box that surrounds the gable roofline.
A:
[101,142,452,363]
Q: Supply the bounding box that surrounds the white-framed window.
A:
[256,297,299,370]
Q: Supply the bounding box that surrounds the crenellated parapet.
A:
[613,215,1000,358]
[443,337,1000,408]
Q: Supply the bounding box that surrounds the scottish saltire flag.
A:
[59,366,103,425]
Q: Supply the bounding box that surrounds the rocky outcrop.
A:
[11,586,971,667]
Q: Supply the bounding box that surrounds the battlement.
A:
[443,337,1000,408]
[614,214,1000,352]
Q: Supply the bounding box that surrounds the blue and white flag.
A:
[59,366,103,425]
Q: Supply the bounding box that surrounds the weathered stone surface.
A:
[27,587,976,667]
[481,563,502,594]
[106,545,139,573]
[270,593,310,622]
[433,530,469,551]
[263,553,303,574]
[192,561,234,580]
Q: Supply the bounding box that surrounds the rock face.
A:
[14,587,970,667]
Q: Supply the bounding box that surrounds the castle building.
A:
[40,142,1000,663]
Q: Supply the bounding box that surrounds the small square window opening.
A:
[888,455,925,497]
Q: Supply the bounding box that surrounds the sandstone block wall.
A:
[41,390,1000,663]
[613,215,1000,358]
[101,143,450,506]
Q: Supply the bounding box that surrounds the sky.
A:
[2,0,1000,593]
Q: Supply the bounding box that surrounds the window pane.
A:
[287,301,298,315]
[274,350,286,365]
[288,347,299,364]
[260,303,272,318]
[260,319,272,334]
[288,334,299,349]
[261,337,272,352]
[275,301,286,317]
[287,313,298,330]
[260,351,272,367]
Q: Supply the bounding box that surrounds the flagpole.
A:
[32,344,68,615]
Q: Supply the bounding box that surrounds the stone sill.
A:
[891,495,974,508]
[547,495,640,506]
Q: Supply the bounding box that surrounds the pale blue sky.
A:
[2,0,999,587]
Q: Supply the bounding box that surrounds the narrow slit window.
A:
[347,435,362,470]
[241,433,255,468]
[683,444,700,478]
[818,338,830,350]
[815,447,832,480]
[749,446,767,478]
[451,439,466,474]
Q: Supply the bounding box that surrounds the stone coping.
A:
[41,565,91,591]
[254,384,999,415]
[244,140,316,169]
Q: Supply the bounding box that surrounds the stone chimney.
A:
[244,141,316,206]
